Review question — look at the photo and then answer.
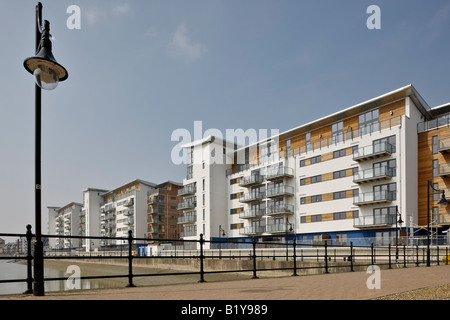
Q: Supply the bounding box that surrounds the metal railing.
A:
[1,224,449,296]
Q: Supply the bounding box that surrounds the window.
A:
[333,148,346,159]
[310,155,321,164]
[373,135,396,153]
[433,207,439,223]
[311,215,322,222]
[300,178,306,186]
[432,136,438,154]
[300,197,306,204]
[373,159,397,176]
[433,183,439,201]
[359,109,379,136]
[333,191,346,200]
[311,175,322,183]
[300,159,306,167]
[332,121,344,144]
[333,169,347,179]
[373,183,396,200]
[333,212,347,220]
[311,195,322,203]
[433,159,438,178]
[202,179,205,191]
[306,132,311,152]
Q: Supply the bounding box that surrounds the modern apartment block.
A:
[48,179,183,251]
[47,202,83,250]
[147,181,183,240]
[179,85,450,247]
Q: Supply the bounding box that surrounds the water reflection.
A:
[0,260,120,295]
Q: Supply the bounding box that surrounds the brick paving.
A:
[2,264,449,300]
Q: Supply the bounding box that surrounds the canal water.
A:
[0,260,116,295]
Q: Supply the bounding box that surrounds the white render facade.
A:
[178,85,434,246]
[47,202,83,250]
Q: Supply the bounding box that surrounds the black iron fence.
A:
[0,225,449,296]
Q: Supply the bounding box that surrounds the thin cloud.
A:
[168,23,208,62]
[112,3,132,16]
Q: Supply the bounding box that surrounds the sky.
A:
[1,0,450,234]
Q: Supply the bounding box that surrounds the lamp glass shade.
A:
[33,64,59,90]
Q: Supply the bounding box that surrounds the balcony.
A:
[178,212,197,224]
[266,167,294,181]
[124,218,134,226]
[148,215,164,224]
[239,175,264,187]
[178,184,197,196]
[239,226,266,235]
[353,214,395,228]
[266,185,294,198]
[353,142,393,162]
[353,167,394,184]
[266,223,295,234]
[239,192,264,203]
[123,198,134,207]
[353,190,394,205]
[438,164,450,178]
[266,204,294,216]
[438,213,450,226]
[123,209,134,216]
[178,201,197,210]
[239,208,265,219]
[148,226,165,234]
[438,137,450,153]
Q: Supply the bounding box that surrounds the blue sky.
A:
[1,0,450,233]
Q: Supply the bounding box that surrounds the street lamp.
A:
[285,218,293,261]
[394,205,403,263]
[427,180,448,267]
[23,2,68,296]
[219,225,226,258]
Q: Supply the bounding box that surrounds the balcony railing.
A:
[266,167,294,180]
[353,214,395,228]
[266,204,294,216]
[353,190,394,205]
[353,167,394,184]
[178,212,197,224]
[353,141,393,162]
[239,226,266,235]
[266,185,294,198]
[178,184,197,196]
[438,137,450,153]
[266,223,295,233]
[239,175,265,187]
[438,163,450,178]
[239,192,265,203]
[239,209,265,219]
[178,201,197,210]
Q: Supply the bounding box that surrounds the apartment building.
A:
[47,202,83,250]
[48,179,183,251]
[179,85,450,246]
[146,181,183,240]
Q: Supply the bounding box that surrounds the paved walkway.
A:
[2,265,449,300]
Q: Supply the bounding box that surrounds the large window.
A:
[359,109,379,136]
[332,121,344,144]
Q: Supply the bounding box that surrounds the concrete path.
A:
[2,264,449,300]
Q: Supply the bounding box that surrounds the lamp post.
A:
[218,225,225,258]
[23,2,68,296]
[394,205,403,263]
[426,180,447,267]
[285,218,293,261]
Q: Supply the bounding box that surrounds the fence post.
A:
[198,234,206,283]
[350,242,354,272]
[292,237,298,276]
[446,247,449,265]
[416,245,419,267]
[252,237,258,279]
[437,246,440,266]
[23,225,33,294]
[403,245,406,268]
[125,230,135,287]
[388,244,392,269]
[324,241,329,274]
[371,243,374,265]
